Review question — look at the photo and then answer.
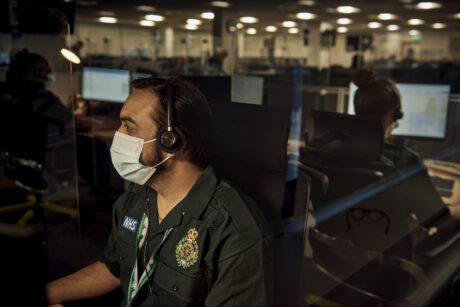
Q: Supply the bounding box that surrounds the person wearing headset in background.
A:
[351,68,423,171]
[46,77,274,307]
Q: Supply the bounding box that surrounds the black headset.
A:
[156,80,184,153]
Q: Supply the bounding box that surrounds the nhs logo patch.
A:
[122,216,138,232]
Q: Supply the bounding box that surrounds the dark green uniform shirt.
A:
[101,166,274,307]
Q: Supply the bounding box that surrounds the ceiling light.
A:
[296,12,316,20]
[432,23,446,29]
[240,16,258,23]
[140,20,155,27]
[145,14,165,22]
[60,48,81,64]
[298,0,315,6]
[378,13,397,20]
[136,5,155,12]
[236,22,244,29]
[75,1,99,6]
[187,18,202,25]
[201,12,215,19]
[99,11,115,16]
[409,29,420,35]
[454,13,460,19]
[337,26,348,33]
[288,28,299,34]
[246,28,257,35]
[337,18,352,25]
[282,21,297,28]
[265,26,277,32]
[408,18,424,25]
[416,2,442,9]
[368,22,382,29]
[185,24,198,30]
[336,6,360,14]
[98,17,117,23]
[210,1,230,8]
[387,24,400,31]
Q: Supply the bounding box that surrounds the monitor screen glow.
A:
[231,74,264,105]
[82,67,130,103]
[348,82,451,139]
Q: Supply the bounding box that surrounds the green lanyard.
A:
[127,212,173,307]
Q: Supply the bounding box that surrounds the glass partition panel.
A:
[0,4,80,304]
[5,0,458,305]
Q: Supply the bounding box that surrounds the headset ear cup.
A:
[157,126,184,153]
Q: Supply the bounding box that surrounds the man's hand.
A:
[46,261,121,305]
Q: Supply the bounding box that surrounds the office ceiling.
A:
[73,0,460,32]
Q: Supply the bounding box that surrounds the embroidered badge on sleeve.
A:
[175,228,199,268]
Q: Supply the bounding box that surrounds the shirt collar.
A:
[140,165,218,232]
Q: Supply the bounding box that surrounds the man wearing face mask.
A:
[46,77,274,306]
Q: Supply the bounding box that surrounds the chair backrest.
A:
[300,111,447,253]
[210,102,290,234]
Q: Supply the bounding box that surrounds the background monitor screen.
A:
[231,74,264,105]
[82,67,130,103]
[348,82,451,139]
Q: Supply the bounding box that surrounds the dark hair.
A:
[7,49,49,91]
[351,68,403,122]
[132,77,214,169]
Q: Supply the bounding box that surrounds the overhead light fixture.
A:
[454,13,460,19]
[416,2,441,9]
[98,17,117,24]
[368,22,382,29]
[408,18,424,25]
[387,24,400,31]
[337,18,352,25]
[60,48,81,64]
[298,0,315,5]
[265,25,277,32]
[185,24,198,30]
[240,16,258,23]
[210,1,230,8]
[99,11,115,16]
[409,29,420,35]
[201,12,215,19]
[288,28,299,34]
[432,22,446,29]
[337,26,348,33]
[75,1,99,6]
[282,21,297,28]
[296,12,316,20]
[246,28,257,35]
[236,22,244,29]
[140,20,155,27]
[187,18,202,25]
[336,6,360,14]
[145,14,165,22]
[136,5,155,12]
[378,13,397,20]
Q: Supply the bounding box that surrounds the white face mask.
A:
[110,131,170,185]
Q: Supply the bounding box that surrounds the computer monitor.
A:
[82,67,130,103]
[231,74,264,105]
[347,82,451,139]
